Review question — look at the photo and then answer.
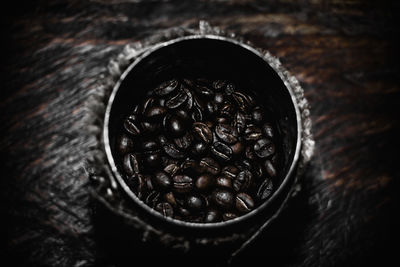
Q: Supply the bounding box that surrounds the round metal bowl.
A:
[103,35,302,234]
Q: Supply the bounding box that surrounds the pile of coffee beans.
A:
[116,78,279,223]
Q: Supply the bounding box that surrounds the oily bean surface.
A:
[117,78,280,223]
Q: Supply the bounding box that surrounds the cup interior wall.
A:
[106,38,299,226]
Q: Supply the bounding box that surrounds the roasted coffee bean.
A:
[191,105,203,122]
[245,145,256,160]
[174,132,192,150]
[155,202,174,217]
[264,159,277,177]
[145,106,167,120]
[257,178,274,200]
[164,192,177,207]
[234,112,247,134]
[172,175,193,193]
[164,114,187,138]
[254,138,275,158]
[124,116,141,136]
[219,102,235,118]
[122,153,140,176]
[235,159,253,171]
[183,87,194,110]
[221,165,239,179]
[144,175,154,191]
[117,134,133,154]
[232,91,253,111]
[135,174,145,199]
[233,170,252,192]
[204,209,220,223]
[162,142,186,159]
[211,141,233,162]
[192,122,213,144]
[186,194,205,211]
[252,162,264,179]
[143,153,161,168]
[195,85,214,97]
[145,191,160,208]
[181,159,201,176]
[195,174,214,191]
[154,79,179,96]
[212,189,234,210]
[215,124,238,144]
[190,142,208,157]
[165,90,188,109]
[153,171,172,190]
[141,97,156,115]
[235,193,254,213]
[262,123,275,139]
[199,157,220,175]
[244,124,262,141]
[141,120,159,133]
[252,106,263,124]
[164,163,180,177]
[216,117,229,124]
[142,140,159,152]
[215,176,233,189]
[230,141,244,156]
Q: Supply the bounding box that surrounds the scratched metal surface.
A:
[1,1,399,266]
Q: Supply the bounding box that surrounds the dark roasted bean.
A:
[195,174,214,191]
[165,90,188,109]
[212,189,234,210]
[162,142,186,159]
[219,102,235,118]
[181,159,201,176]
[215,124,238,144]
[145,106,167,120]
[262,123,275,139]
[252,162,264,179]
[221,165,240,179]
[204,209,220,223]
[254,138,275,158]
[192,122,213,144]
[117,134,133,154]
[141,120,159,133]
[264,159,277,177]
[195,85,214,97]
[154,79,179,96]
[257,178,274,200]
[214,93,224,104]
[186,194,205,211]
[164,114,187,138]
[172,175,193,193]
[211,141,233,162]
[174,132,192,150]
[233,170,252,192]
[164,192,177,207]
[215,176,232,189]
[235,193,254,213]
[190,142,208,157]
[252,106,263,124]
[124,116,141,136]
[164,163,180,177]
[155,202,174,217]
[122,153,141,176]
[144,153,161,168]
[199,157,220,175]
[145,191,160,208]
[244,124,262,141]
[222,212,238,221]
[245,145,256,160]
[142,140,159,152]
[234,112,247,134]
[230,141,244,156]
[153,171,172,190]
[213,80,227,91]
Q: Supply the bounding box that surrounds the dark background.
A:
[1,0,399,266]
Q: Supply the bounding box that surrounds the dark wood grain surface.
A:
[1,1,399,266]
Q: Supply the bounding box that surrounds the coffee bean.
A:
[142,140,159,152]
[245,145,256,160]
[221,165,239,179]
[212,189,234,210]
[244,124,262,141]
[214,93,224,104]
[204,209,220,223]
[122,153,140,176]
[195,174,214,191]
[154,79,179,96]
[164,163,180,177]
[162,142,186,159]
[262,123,275,139]
[164,114,187,138]
[215,176,233,189]
[155,202,174,217]
[153,171,172,190]
[235,193,254,213]
[186,194,205,211]
[144,153,161,168]
[117,134,133,154]
[222,212,238,221]
[145,191,160,208]
[199,157,220,175]
[124,116,141,136]
[181,159,201,176]
[252,106,263,124]
[211,141,233,162]
[165,90,188,109]
[145,106,167,120]
[256,178,274,200]
[174,132,192,150]
[195,85,214,97]
[219,102,235,118]
[233,170,252,192]
[164,192,177,207]
[192,122,213,144]
[141,120,159,133]
[234,112,247,134]
[213,80,227,91]
[172,175,193,193]
[231,141,244,156]
[264,159,277,177]
[215,124,238,144]
[252,162,264,179]
[254,138,275,158]
[190,142,208,157]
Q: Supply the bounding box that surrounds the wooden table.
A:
[1,1,399,266]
